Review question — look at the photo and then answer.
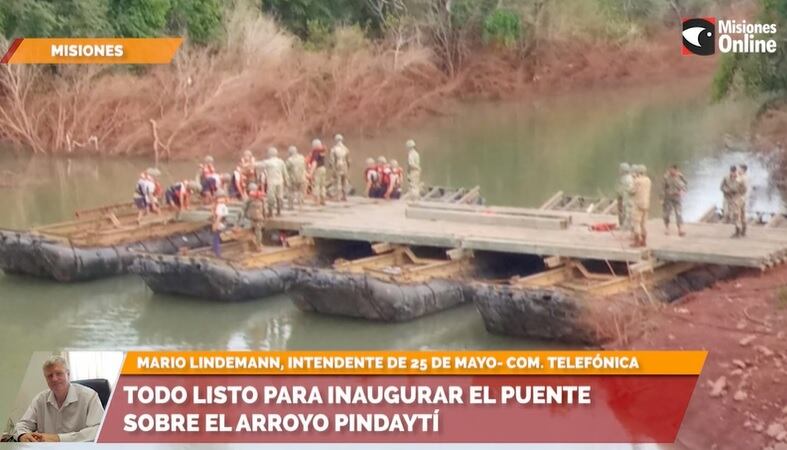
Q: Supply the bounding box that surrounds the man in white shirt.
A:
[14,356,104,442]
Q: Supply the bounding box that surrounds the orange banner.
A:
[1,38,182,64]
[121,350,706,376]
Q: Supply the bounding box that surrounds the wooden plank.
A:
[457,186,481,204]
[404,207,569,230]
[408,201,577,221]
[540,191,564,210]
[461,236,646,262]
[371,242,395,254]
[302,225,461,249]
[543,255,564,268]
[511,266,570,287]
[600,199,618,215]
[651,249,767,268]
[446,248,473,261]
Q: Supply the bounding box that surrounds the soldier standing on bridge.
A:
[406,139,421,200]
[263,147,289,217]
[330,134,350,201]
[662,164,687,237]
[243,183,266,250]
[286,146,307,210]
[721,166,747,238]
[738,163,749,234]
[616,163,633,230]
[629,165,651,248]
[309,139,328,206]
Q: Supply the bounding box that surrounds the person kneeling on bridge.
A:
[384,160,404,200]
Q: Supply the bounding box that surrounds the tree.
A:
[261,0,383,40]
[168,0,222,45]
[54,0,113,37]
[110,0,171,38]
[0,0,58,38]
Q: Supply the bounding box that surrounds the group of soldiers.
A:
[132,135,424,255]
[616,161,751,247]
[363,140,422,200]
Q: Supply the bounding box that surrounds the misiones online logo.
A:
[682,17,778,55]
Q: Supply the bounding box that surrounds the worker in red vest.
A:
[384,160,403,200]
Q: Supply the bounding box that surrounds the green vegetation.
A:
[713,0,787,100]
[0,0,725,53]
[483,10,521,49]
[0,0,222,44]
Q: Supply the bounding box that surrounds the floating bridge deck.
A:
[181,193,787,271]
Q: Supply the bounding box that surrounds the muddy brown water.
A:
[0,77,783,434]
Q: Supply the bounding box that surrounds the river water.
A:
[0,77,783,424]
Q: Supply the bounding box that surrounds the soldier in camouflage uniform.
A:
[286,145,307,210]
[662,164,687,237]
[721,166,746,238]
[406,139,421,200]
[309,139,328,206]
[330,134,350,201]
[262,147,289,217]
[616,163,634,231]
[243,183,266,249]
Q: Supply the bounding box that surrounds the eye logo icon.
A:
[682,18,716,55]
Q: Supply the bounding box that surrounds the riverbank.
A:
[616,264,787,450]
[0,24,719,159]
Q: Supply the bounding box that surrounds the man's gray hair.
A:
[42,355,69,371]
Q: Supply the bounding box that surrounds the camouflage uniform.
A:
[721,173,746,237]
[629,165,652,246]
[286,148,307,210]
[330,138,350,201]
[244,187,266,247]
[662,171,687,229]
[263,148,289,217]
[407,141,421,200]
[617,164,634,231]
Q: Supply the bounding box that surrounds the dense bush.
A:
[483,9,521,49]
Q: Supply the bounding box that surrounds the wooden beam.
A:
[404,207,569,230]
[457,186,481,204]
[540,191,564,210]
[461,236,646,262]
[302,225,461,249]
[651,249,767,268]
[407,201,575,221]
[511,266,570,287]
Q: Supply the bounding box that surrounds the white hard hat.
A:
[288,145,297,155]
[146,167,161,177]
[377,156,387,164]
[390,160,399,168]
[267,147,278,157]
[334,134,344,142]
[204,155,214,163]
[366,157,375,165]
[406,139,416,149]
[619,162,630,172]
[312,139,323,148]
